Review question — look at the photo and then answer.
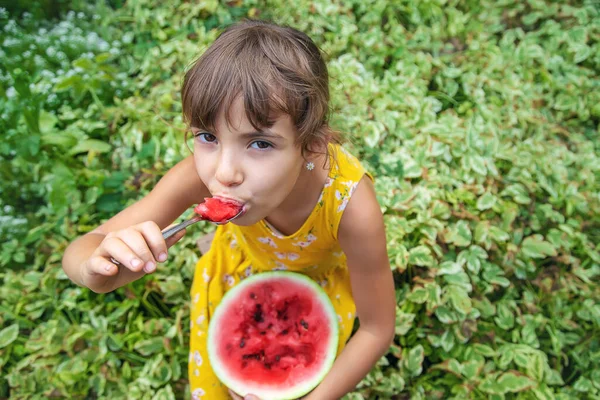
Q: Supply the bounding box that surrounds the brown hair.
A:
[181,19,340,157]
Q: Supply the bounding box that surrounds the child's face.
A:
[191,96,304,226]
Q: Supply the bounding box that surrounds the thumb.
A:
[165,227,186,248]
[244,395,260,400]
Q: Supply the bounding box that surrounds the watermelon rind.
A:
[207,271,339,400]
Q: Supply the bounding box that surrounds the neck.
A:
[269,151,329,218]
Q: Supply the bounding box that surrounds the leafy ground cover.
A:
[1,0,599,399]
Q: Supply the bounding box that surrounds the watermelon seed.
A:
[275,355,280,361]
[250,292,256,299]
[240,339,245,348]
[254,304,264,322]
[301,319,309,329]
[281,329,288,335]
[260,331,266,335]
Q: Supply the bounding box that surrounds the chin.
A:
[228,211,261,227]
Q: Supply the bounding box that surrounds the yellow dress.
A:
[188,143,372,399]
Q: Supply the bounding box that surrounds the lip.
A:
[213,195,247,212]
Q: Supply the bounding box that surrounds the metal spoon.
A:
[161,208,244,240]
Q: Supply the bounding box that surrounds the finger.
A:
[165,228,186,248]
[86,255,120,277]
[116,229,159,273]
[228,389,243,400]
[101,236,145,272]
[137,221,169,264]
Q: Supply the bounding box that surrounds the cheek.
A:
[250,158,301,199]
[193,151,214,185]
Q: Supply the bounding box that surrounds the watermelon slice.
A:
[194,197,243,223]
[208,272,339,400]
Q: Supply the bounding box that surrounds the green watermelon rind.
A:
[207,271,339,400]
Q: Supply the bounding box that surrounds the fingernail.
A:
[131,259,141,268]
[105,264,113,271]
[144,261,155,273]
[158,252,167,262]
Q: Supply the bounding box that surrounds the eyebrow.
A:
[238,130,285,140]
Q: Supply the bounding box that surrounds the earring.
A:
[306,161,315,171]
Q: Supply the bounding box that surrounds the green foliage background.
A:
[1,0,599,398]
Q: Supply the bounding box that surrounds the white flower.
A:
[244,266,253,277]
[276,252,299,261]
[258,237,278,248]
[348,312,354,320]
[324,177,333,188]
[337,199,349,213]
[202,269,210,283]
[333,251,344,258]
[274,262,288,271]
[194,351,203,366]
[193,293,200,303]
[294,241,312,248]
[306,234,317,243]
[192,388,205,399]
[196,315,205,325]
[223,274,235,287]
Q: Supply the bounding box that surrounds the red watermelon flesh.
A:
[208,272,339,400]
[194,197,243,223]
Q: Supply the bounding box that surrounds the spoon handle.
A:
[161,215,203,240]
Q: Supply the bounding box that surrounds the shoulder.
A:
[337,175,383,248]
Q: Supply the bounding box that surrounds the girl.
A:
[62,19,396,399]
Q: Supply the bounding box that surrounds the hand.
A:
[81,221,186,293]
[228,389,261,400]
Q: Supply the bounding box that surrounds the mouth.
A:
[212,195,247,216]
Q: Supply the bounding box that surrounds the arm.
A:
[305,176,396,400]
[62,155,209,293]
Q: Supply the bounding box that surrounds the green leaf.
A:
[407,287,428,304]
[68,139,112,155]
[408,245,435,267]
[473,343,496,357]
[489,226,510,242]
[496,371,537,393]
[405,344,424,376]
[134,337,165,356]
[495,303,515,330]
[0,324,19,348]
[447,285,472,315]
[477,191,497,210]
[521,235,557,259]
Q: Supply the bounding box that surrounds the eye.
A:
[250,140,272,150]
[195,132,217,143]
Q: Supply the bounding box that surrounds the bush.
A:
[1,0,598,398]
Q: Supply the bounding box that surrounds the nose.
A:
[215,149,243,187]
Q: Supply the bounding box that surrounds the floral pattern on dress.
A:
[191,388,205,399]
[223,274,235,287]
[258,237,278,248]
[275,252,300,261]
